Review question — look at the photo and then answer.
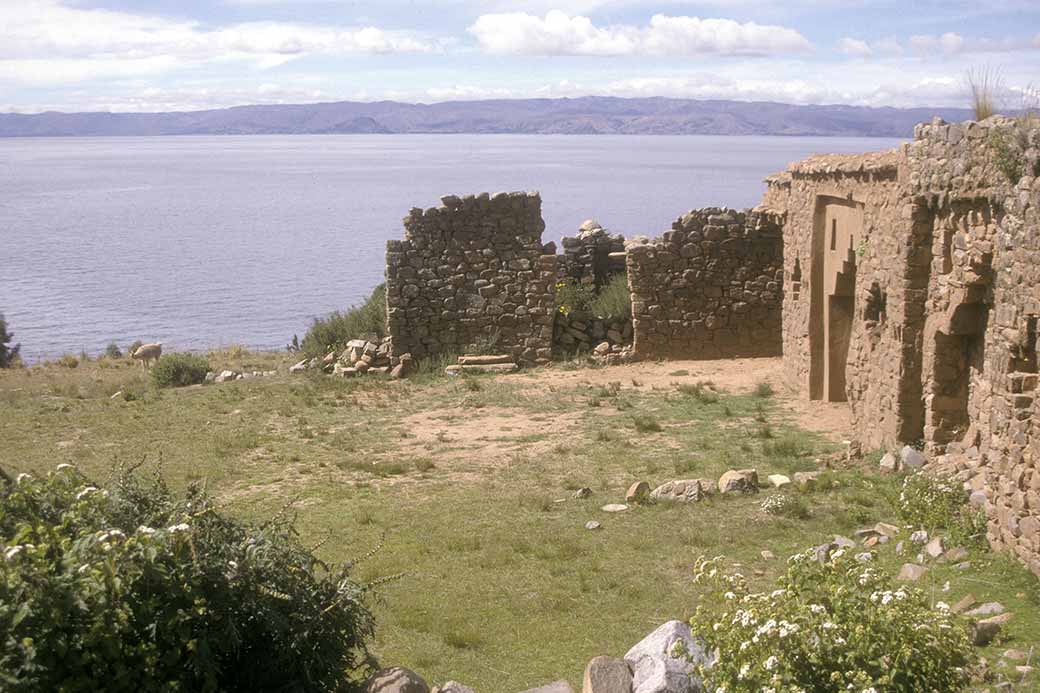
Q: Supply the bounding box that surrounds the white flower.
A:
[763,655,778,671]
[831,548,846,560]
[724,592,736,600]
[770,589,786,599]
[56,463,73,471]
[809,604,826,614]
[822,621,837,630]
[75,486,98,500]
[854,552,873,562]
[4,545,24,560]
[739,664,750,679]
[935,601,950,612]
[136,526,156,535]
[739,641,750,652]
[863,688,878,693]
[167,523,190,533]
[881,593,894,606]
[16,473,31,485]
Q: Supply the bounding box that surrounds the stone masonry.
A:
[626,207,783,360]
[385,192,556,366]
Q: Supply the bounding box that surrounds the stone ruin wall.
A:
[762,150,924,451]
[625,208,783,361]
[910,116,1040,574]
[385,192,556,367]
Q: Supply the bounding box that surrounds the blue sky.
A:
[2,0,1038,113]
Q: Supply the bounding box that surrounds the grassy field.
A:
[2,351,1038,690]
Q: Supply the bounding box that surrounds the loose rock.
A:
[601,504,628,513]
[649,479,713,503]
[624,620,710,693]
[366,667,430,693]
[900,445,925,470]
[520,681,574,693]
[897,563,928,582]
[582,655,632,693]
[585,521,602,531]
[767,474,791,489]
[718,469,759,494]
[626,481,650,504]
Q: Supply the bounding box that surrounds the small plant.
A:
[898,472,987,546]
[989,127,1025,184]
[966,66,1003,121]
[760,492,810,519]
[554,279,596,317]
[0,314,21,368]
[677,380,719,404]
[632,414,662,433]
[151,352,210,388]
[753,381,774,398]
[588,273,632,320]
[56,354,80,369]
[466,328,501,356]
[103,342,123,359]
[690,551,974,692]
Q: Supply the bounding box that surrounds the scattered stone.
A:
[624,620,710,693]
[390,353,415,380]
[573,487,593,499]
[895,541,905,555]
[289,359,309,374]
[649,479,713,503]
[971,615,1011,646]
[1016,665,1035,677]
[952,594,977,614]
[879,452,899,474]
[585,521,602,531]
[969,490,988,508]
[718,469,759,494]
[965,602,1006,618]
[793,471,820,491]
[1002,649,1028,661]
[943,546,969,562]
[520,681,574,693]
[767,474,791,489]
[900,445,926,470]
[214,369,237,383]
[110,390,124,399]
[910,530,929,545]
[601,504,628,513]
[760,550,776,561]
[431,683,475,693]
[626,481,651,504]
[365,667,429,693]
[582,655,632,693]
[925,537,945,559]
[897,563,928,582]
[594,341,612,356]
[874,522,900,538]
[833,535,856,548]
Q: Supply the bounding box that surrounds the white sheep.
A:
[130,342,162,368]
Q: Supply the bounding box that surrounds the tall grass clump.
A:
[151,352,210,388]
[0,313,21,368]
[588,273,632,321]
[0,464,375,691]
[967,66,1003,121]
[301,284,386,357]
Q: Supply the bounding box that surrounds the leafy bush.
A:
[56,354,80,369]
[301,284,386,358]
[898,471,987,546]
[0,314,20,368]
[760,493,810,519]
[588,273,631,321]
[151,352,210,388]
[0,464,375,692]
[554,279,596,317]
[690,550,974,692]
[104,342,123,359]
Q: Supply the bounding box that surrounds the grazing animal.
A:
[131,342,162,368]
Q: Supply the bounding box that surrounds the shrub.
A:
[753,381,775,398]
[151,352,210,388]
[0,315,21,369]
[632,414,662,433]
[0,464,375,692]
[554,278,596,317]
[103,342,123,359]
[56,354,80,369]
[760,493,810,520]
[966,66,1002,121]
[301,284,386,358]
[588,273,631,321]
[898,471,987,546]
[689,550,974,692]
[677,381,719,404]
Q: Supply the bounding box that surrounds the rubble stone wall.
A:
[625,208,783,361]
[385,192,556,366]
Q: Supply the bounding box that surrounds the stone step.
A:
[457,354,515,366]
[445,363,519,375]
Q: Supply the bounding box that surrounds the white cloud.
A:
[468,11,811,56]
[909,32,965,55]
[0,0,436,85]
[838,38,872,57]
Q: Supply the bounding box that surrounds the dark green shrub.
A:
[553,279,596,317]
[301,284,386,358]
[0,314,21,368]
[0,464,375,692]
[104,342,123,359]
[151,352,209,388]
[588,273,631,320]
[898,471,988,546]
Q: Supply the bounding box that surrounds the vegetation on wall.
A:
[0,464,376,692]
[554,273,631,321]
[299,284,386,358]
[966,67,1003,121]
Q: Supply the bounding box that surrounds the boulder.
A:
[624,620,709,693]
[879,452,899,474]
[650,479,713,503]
[971,614,1012,646]
[391,353,415,380]
[521,681,574,693]
[215,369,237,383]
[582,655,632,693]
[965,602,1005,618]
[925,537,945,559]
[897,563,928,582]
[594,341,612,356]
[793,471,820,491]
[366,667,429,693]
[718,469,759,494]
[289,359,309,374]
[900,445,926,470]
[874,522,900,538]
[626,481,650,504]
[767,474,791,489]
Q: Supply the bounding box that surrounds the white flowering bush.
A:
[689,548,974,692]
[898,472,987,546]
[0,465,374,692]
[760,493,810,520]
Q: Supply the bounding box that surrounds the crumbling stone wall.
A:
[761,150,924,450]
[385,192,556,366]
[626,208,783,360]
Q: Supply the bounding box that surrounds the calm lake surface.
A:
[0,134,903,361]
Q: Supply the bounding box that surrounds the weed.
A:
[633,415,662,433]
[753,381,774,398]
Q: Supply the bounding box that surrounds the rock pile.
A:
[205,369,278,383]
[289,337,416,379]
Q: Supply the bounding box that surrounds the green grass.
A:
[1,357,1038,690]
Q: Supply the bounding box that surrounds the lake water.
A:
[0,134,903,361]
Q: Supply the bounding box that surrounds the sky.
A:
[1,0,1038,113]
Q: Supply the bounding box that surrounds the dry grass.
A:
[967,66,1004,121]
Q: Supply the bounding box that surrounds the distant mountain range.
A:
[0,96,973,138]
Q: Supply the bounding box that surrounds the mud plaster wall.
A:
[385,192,556,366]
[910,117,1040,574]
[626,208,783,361]
[761,151,923,451]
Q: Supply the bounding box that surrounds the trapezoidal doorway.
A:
[809,196,863,401]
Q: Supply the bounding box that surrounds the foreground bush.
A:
[301,284,386,357]
[0,314,21,368]
[689,550,974,691]
[898,471,987,546]
[151,352,210,388]
[0,465,375,692]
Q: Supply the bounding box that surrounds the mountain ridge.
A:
[0,96,973,138]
